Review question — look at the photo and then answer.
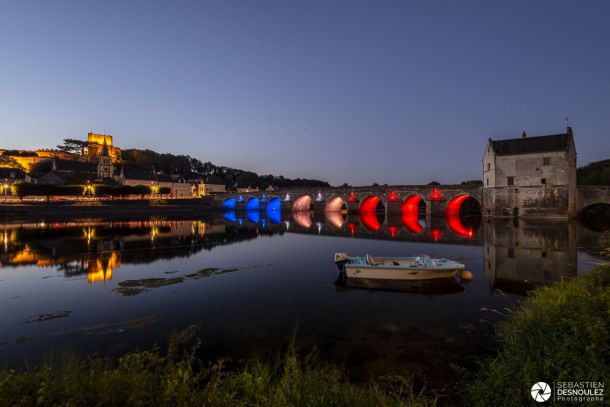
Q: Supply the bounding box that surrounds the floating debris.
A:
[24,310,72,323]
[50,314,161,336]
[112,268,239,296]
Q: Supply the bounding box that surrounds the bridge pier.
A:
[428,200,446,217]
[312,201,326,213]
[347,201,360,214]
[386,200,402,214]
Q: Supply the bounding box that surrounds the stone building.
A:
[482,127,577,218]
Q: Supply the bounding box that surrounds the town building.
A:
[482,126,577,218]
[193,175,226,197]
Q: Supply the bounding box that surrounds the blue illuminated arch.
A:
[246,210,260,223]
[246,197,260,211]
[223,198,236,209]
[223,211,237,222]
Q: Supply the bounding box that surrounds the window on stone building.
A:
[487,163,490,171]
[508,248,514,258]
[543,157,550,165]
[507,176,514,186]
[541,178,546,184]
[486,178,489,186]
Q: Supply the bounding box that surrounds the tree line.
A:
[120,148,330,189]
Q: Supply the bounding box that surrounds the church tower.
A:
[97,139,114,179]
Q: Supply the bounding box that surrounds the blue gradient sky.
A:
[1,1,609,185]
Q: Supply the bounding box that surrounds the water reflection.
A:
[0,214,607,386]
[2,213,605,292]
[0,220,262,283]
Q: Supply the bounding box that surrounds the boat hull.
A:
[344,265,460,280]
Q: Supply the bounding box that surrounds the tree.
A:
[427,181,441,186]
[57,139,89,155]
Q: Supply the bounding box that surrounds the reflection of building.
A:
[483,220,577,293]
[483,127,577,218]
[87,252,120,283]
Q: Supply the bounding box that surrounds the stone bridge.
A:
[218,185,483,219]
[217,184,610,219]
[576,186,610,214]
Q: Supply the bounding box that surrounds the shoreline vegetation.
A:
[1,266,608,406]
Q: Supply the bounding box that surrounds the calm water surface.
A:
[0,212,607,389]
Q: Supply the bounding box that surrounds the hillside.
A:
[577,159,610,186]
[121,148,330,190]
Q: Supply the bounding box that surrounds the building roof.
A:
[32,159,97,174]
[490,131,571,156]
[205,175,226,185]
[119,165,156,181]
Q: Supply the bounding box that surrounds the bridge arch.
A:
[446,194,481,217]
[579,203,610,231]
[266,196,282,212]
[401,194,426,234]
[360,195,385,213]
[325,195,347,212]
[293,195,313,212]
[223,198,237,210]
[245,197,260,211]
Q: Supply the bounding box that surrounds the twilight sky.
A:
[1,1,609,186]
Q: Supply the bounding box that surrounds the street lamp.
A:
[2,181,9,202]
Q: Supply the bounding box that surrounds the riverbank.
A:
[464,264,610,405]
[0,198,223,221]
[0,336,435,407]
[1,265,607,405]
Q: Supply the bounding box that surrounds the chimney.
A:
[566,126,573,136]
[521,131,527,138]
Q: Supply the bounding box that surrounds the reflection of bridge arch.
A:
[326,211,345,229]
[446,214,473,238]
[325,195,347,212]
[360,212,383,231]
[293,210,313,228]
[293,195,313,212]
[579,203,610,231]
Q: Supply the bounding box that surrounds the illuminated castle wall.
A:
[87,133,121,163]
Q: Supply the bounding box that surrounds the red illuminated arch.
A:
[360,195,383,213]
[325,196,346,212]
[401,194,424,234]
[446,194,471,216]
[293,195,313,212]
[445,194,477,238]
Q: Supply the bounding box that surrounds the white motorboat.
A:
[334,253,467,281]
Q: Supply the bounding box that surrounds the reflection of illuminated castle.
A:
[87,252,120,283]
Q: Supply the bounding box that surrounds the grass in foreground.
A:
[464,265,610,406]
[0,335,435,407]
